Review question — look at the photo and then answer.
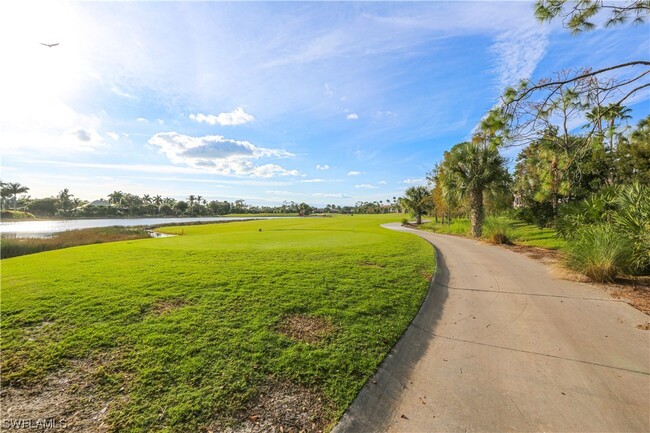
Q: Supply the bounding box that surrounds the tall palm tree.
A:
[108,191,124,206]
[187,195,196,213]
[57,188,73,214]
[602,103,632,152]
[6,182,29,210]
[441,139,510,237]
[401,186,432,224]
[0,181,12,210]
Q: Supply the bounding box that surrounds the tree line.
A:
[0,184,407,218]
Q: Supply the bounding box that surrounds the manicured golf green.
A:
[1,215,434,431]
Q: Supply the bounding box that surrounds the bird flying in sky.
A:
[40,43,60,48]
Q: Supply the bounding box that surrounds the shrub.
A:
[483,217,513,244]
[563,224,633,282]
[401,218,409,225]
[1,227,150,259]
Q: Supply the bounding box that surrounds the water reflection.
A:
[0,216,287,238]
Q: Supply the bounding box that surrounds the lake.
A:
[0,217,282,238]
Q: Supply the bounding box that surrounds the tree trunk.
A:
[469,189,484,238]
[551,157,559,221]
[416,213,422,224]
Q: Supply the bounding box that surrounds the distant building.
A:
[87,199,111,207]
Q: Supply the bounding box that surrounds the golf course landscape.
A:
[1,215,435,431]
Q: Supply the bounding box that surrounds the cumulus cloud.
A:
[316,164,330,170]
[346,113,359,120]
[347,171,362,176]
[136,117,149,123]
[301,178,326,183]
[189,108,255,126]
[63,128,105,148]
[355,184,378,189]
[148,132,299,177]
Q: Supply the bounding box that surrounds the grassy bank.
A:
[1,215,434,431]
[420,217,566,250]
[1,210,35,219]
[1,227,151,259]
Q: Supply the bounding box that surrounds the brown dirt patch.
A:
[601,277,650,316]
[0,352,127,432]
[637,322,650,330]
[207,380,334,433]
[276,315,334,344]
[359,261,385,269]
[420,270,433,282]
[148,298,186,316]
[503,244,561,264]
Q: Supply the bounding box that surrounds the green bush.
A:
[563,224,633,282]
[557,183,649,275]
[483,217,513,244]
[401,218,409,225]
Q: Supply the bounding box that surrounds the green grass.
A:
[1,215,434,431]
[420,217,566,249]
[223,213,301,217]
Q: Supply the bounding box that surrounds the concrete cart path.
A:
[333,223,649,433]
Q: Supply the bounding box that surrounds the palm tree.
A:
[6,182,29,210]
[401,186,433,224]
[187,195,196,213]
[108,191,124,206]
[57,188,74,214]
[153,195,163,215]
[440,139,510,237]
[0,181,12,210]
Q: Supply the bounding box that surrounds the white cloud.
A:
[266,190,294,196]
[402,178,425,184]
[301,178,326,183]
[189,108,255,126]
[111,86,136,100]
[490,26,549,90]
[316,164,330,171]
[378,180,387,185]
[148,132,299,178]
[346,113,359,120]
[136,117,149,123]
[56,127,106,151]
[313,192,350,198]
[347,171,363,176]
[355,184,378,189]
[107,132,120,141]
[376,111,397,119]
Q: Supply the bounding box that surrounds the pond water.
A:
[0,216,280,238]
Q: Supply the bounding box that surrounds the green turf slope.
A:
[1,215,434,431]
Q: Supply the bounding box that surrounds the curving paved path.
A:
[333,223,649,433]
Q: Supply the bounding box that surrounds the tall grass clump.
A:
[483,217,513,244]
[557,182,649,279]
[1,227,150,259]
[563,224,633,282]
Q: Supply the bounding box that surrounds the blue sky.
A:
[1,1,648,206]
